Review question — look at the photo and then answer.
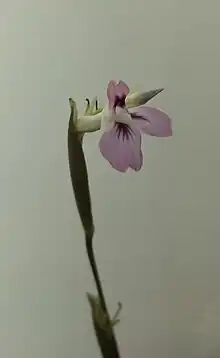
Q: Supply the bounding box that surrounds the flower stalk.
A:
[67,80,172,357]
[67,98,121,357]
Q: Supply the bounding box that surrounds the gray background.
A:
[1,0,220,357]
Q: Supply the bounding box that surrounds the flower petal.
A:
[129,106,172,137]
[101,106,132,133]
[100,105,116,132]
[115,106,132,124]
[116,80,130,98]
[107,80,117,107]
[99,123,143,172]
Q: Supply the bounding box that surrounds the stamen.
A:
[84,98,90,115]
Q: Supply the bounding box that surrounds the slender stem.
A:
[68,99,121,357]
[85,235,121,358]
[85,236,108,314]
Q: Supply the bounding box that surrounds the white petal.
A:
[100,105,132,133]
[115,106,132,124]
[100,105,115,132]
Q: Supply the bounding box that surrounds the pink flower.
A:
[99,80,172,172]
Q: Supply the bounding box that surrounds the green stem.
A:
[86,237,107,313]
[85,235,121,358]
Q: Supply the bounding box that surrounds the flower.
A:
[70,87,165,134]
[99,80,172,172]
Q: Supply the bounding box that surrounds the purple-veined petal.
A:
[107,80,117,108]
[99,123,143,172]
[115,81,130,98]
[129,106,172,137]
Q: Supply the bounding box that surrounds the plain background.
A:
[1,0,220,357]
